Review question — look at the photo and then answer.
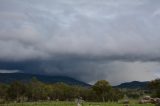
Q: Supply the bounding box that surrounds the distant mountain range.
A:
[0,73,149,89]
[115,81,149,89]
[0,73,90,87]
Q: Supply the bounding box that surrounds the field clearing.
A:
[0,101,154,106]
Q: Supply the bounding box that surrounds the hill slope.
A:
[115,81,148,89]
[0,73,90,87]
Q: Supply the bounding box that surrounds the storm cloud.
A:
[0,0,160,85]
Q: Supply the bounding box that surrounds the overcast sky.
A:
[0,0,160,85]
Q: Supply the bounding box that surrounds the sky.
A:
[0,0,160,85]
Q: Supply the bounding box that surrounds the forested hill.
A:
[0,73,90,87]
[115,81,149,89]
[0,73,150,89]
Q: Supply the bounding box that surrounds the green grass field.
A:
[0,101,155,106]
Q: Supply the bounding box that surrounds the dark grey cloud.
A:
[0,0,160,84]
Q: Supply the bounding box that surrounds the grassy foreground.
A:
[0,101,154,106]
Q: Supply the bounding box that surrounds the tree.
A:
[109,88,124,102]
[92,80,112,102]
[148,78,160,97]
[0,83,8,101]
[7,81,27,102]
[27,77,48,101]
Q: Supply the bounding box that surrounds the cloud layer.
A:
[0,0,160,84]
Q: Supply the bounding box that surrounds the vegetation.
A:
[0,101,155,106]
[148,78,160,98]
[0,78,124,104]
[0,78,159,106]
[93,80,112,102]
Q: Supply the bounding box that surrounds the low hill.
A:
[115,81,149,89]
[0,73,90,87]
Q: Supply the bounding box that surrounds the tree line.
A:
[0,78,159,104]
[0,78,123,103]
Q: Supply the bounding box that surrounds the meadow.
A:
[0,101,154,106]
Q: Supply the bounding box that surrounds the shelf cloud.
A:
[0,0,160,84]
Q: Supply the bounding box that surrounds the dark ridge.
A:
[114,81,149,89]
[0,73,90,87]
